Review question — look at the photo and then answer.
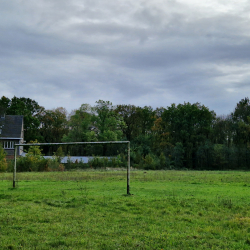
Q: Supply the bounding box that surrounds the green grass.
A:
[1,170,250,249]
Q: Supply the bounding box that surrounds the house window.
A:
[3,141,14,149]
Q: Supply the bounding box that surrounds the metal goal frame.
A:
[13,141,131,194]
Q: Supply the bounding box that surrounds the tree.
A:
[231,97,250,146]
[211,115,234,146]
[115,105,156,141]
[92,100,126,155]
[132,134,152,158]
[39,107,69,147]
[62,104,95,156]
[5,96,44,142]
[231,97,250,123]
[92,100,126,142]
[115,104,141,140]
[0,96,11,115]
[161,102,216,168]
[155,107,166,119]
[196,140,215,170]
[137,106,155,136]
[63,101,126,156]
[173,142,185,168]
[63,104,93,143]
[228,98,250,168]
[151,117,171,156]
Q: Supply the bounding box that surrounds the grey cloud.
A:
[0,0,250,115]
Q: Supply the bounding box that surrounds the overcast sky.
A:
[1,0,250,116]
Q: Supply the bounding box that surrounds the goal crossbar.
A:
[13,141,131,194]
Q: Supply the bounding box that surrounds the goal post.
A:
[13,141,131,194]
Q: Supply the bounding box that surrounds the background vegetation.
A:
[2,95,250,170]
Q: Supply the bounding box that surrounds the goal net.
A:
[13,141,131,194]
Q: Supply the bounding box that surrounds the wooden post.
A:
[13,146,17,188]
[127,141,130,195]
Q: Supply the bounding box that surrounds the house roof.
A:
[0,115,23,138]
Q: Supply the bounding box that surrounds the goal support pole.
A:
[127,141,131,195]
[13,141,131,194]
[13,145,17,188]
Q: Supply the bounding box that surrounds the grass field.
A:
[1,170,250,249]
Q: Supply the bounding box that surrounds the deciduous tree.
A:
[161,102,216,168]
[39,107,68,143]
[5,96,44,142]
[92,100,126,155]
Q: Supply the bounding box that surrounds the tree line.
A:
[1,95,250,170]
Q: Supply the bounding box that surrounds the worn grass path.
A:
[1,170,250,249]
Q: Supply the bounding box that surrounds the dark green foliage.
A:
[53,146,64,163]
[5,95,250,170]
[92,100,126,157]
[131,135,152,158]
[115,104,141,140]
[5,96,44,142]
[39,108,68,142]
[89,155,127,169]
[17,155,46,172]
[0,144,7,172]
[89,156,109,168]
[62,101,126,156]
[16,143,65,172]
[0,96,10,115]
[231,97,250,123]
[196,141,215,170]
[143,154,156,170]
[173,142,185,168]
[211,115,233,145]
[115,105,155,139]
[62,104,93,144]
[64,156,87,170]
[159,152,170,169]
[161,102,216,169]
[93,100,126,142]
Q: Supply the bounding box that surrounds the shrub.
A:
[144,154,156,170]
[46,158,65,172]
[53,147,64,163]
[87,154,128,169]
[109,154,126,168]
[17,142,44,171]
[64,156,89,170]
[0,145,7,172]
[173,142,185,169]
[89,157,109,169]
[130,150,144,169]
[6,159,14,172]
[16,142,66,172]
[159,152,170,169]
[17,155,39,172]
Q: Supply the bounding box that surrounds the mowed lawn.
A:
[1,170,250,249]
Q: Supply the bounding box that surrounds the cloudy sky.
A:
[1,0,250,115]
